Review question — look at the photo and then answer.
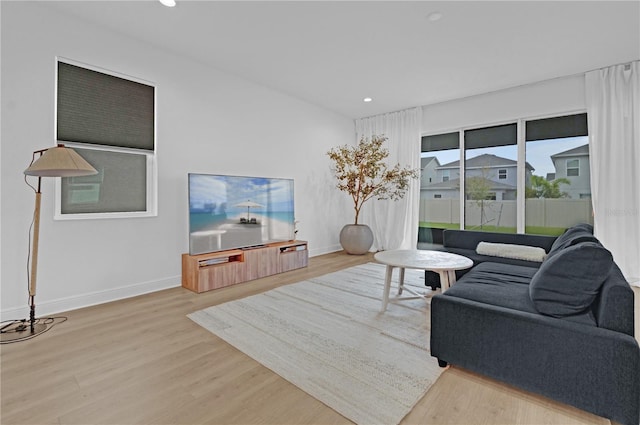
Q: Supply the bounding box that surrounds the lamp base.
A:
[0,322,48,343]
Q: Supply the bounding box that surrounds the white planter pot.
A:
[339,224,374,255]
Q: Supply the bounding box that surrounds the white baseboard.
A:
[1,275,181,320]
[1,247,346,320]
[309,244,342,257]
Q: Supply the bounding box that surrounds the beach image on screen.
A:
[188,174,295,255]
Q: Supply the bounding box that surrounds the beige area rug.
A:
[188,262,443,425]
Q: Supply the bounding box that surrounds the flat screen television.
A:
[188,173,295,255]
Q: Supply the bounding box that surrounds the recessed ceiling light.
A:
[159,0,176,7]
[363,97,373,103]
[427,12,443,22]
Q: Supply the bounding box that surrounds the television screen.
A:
[188,173,295,255]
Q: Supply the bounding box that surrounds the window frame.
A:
[54,143,158,220]
[54,57,157,220]
[420,110,589,233]
[566,159,580,177]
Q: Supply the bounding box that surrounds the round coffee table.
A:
[374,249,473,312]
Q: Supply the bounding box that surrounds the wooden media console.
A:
[181,240,308,293]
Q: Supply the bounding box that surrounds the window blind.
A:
[421,132,459,152]
[525,113,588,141]
[465,123,517,149]
[57,61,155,151]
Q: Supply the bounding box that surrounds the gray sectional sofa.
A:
[429,224,640,425]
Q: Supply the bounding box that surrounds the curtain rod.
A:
[586,60,636,74]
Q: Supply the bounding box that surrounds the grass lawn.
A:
[419,222,566,236]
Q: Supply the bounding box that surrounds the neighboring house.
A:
[420,156,440,189]
[420,177,460,200]
[550,144,591,199]
[421,153,534,201]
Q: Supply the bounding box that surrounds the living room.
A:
[1,1,639,424]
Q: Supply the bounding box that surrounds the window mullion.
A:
[517,119,526,233]
[459,131,465,230]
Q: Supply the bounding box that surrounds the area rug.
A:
[188,262,443,425]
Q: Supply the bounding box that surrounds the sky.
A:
[421,136,588,177]
[189,174,294,212]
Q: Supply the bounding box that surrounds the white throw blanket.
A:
[476,241,547,262]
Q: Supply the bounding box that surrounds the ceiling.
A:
[43,1,640,119]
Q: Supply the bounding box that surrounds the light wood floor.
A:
[2,251,637,425]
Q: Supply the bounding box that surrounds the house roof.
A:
[421,156,440,168]
[439,154,534,171]
[551,144,590,158]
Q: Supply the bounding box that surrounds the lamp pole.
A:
[29,177,43,333]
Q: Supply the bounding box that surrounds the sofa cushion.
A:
[447,262,596,326]
[546,223,597,260]
[530,242,613,318]
[446,262,537,310]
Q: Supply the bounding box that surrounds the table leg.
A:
[448,270,457,285]
[439,271,451,291]
[381,265,394,312]
[398,267,405,295]
[438,270,457,292]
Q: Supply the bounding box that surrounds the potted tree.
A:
[327,134,419,254]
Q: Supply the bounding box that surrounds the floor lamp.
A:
[0,145,97,343]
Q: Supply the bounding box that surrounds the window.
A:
[567,159,580,176]
[55,58,157,219]
[419,132,460,237]
[464,123,517,232]
[525,113,591,235]
[59,146,153,215]
[420,113,591,240]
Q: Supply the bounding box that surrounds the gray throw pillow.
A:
[572,223,594,233]
[530,242,613,318]
[546,224,598,260]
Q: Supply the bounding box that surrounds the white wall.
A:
[1,2,353,317]
[422,74,586,135]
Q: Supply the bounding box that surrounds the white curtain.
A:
[585,61,640,286]
[355,107,422,251]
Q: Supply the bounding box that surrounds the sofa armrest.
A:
[430,294,640,425]
[593,263,636,336]
[443,229,556,252]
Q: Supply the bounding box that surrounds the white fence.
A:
[420,198,594,229]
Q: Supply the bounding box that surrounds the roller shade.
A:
[57,61,155,151]
[465,123,517,149]
[526,113,588,141]
[421,132,459,152]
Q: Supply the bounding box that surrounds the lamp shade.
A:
[24,146,97,177]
